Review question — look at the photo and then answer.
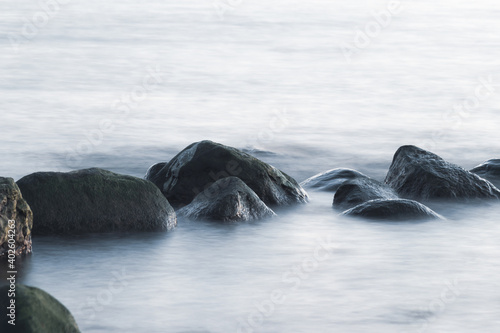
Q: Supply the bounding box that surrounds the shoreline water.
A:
[2,0,500,331]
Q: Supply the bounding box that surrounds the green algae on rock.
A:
[0,284,80,333]
[17,168,176,235]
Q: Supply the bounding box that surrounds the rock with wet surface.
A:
[333,177,398,210]
[17,168,176,235]
[470,159,500,188]
[0,284,80,333]
[0,177,33,256]
[385,145,500,201]
[145,140,308,208]
[342,199,442,221]
[177,177,276,222]
[300,168,368,192]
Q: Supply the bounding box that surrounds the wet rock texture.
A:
[146,140,308,208]
[301,168,368,192]
[385,145,500,201]
[17,168,176,235]
[334,177,398,210]
[0,284,81,333]
[177,177,276,222]
[342,199,443,221]
[0,177,33,256]
[470,159,500,188]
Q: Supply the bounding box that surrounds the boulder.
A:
[385,145,500,201]
[470,159,500,188]
[300,168,368,192]
[17,168,176,235]
[177,177,276,222]
[333,177,398,210]
[342,199,442,221]
[0,177,33,256]
[0,284,80,333]
[145,140,308,208]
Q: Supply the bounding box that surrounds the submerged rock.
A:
[342,199,442,221]
[470,159,500,188]
[385,145,500,201]
[0,177,33,257]
[177,177,276,222]
[145,140,308,208]
[333,177,398,210]
[0,284,80,333]
[17,168,176,235]
[300,168,368,192]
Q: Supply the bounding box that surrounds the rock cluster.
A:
[146,140,308,209]
[304,145,499,221]
[3,141,499,330]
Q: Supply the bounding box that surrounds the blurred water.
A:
[1,0,500,332]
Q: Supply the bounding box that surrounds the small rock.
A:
[470,159,500,188]
[342,199,443,221]
[333,177,398,210]
[300,168,368,192]
[177,177,276,222]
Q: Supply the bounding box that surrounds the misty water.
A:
[1,0,500,332]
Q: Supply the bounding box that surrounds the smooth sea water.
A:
[1,0,500,332]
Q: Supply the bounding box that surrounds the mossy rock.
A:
[0,177,33,256]
[17,168,176,235]
[0,284,80,333]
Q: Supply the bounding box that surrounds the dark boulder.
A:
[145,140,308,208]
[0,284,80,332]
[470,159,500,188]
[300,168,368,192]
[17,168,176,235]
[385,145,500,201]
[0,177,33,256]
[342,199,442,221]
[177,177,276,222]
[333,177,398,210]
